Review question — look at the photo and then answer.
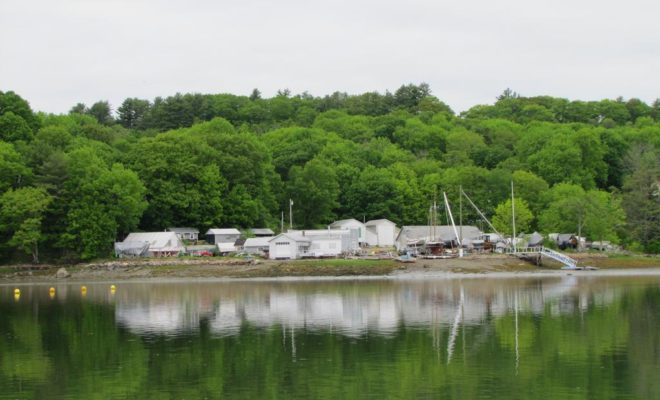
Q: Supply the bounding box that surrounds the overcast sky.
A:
[1,0,658,114]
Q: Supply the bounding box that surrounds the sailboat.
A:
[421,192,462,259]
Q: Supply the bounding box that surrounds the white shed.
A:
[328,219,366,244]
[206,228,241,245]
[268,233,311,259]
[365,219,397,247]
[290,229,359,254]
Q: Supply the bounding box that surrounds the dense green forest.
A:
[1,85,659,262]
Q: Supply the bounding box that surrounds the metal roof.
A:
[244,237,273,247]
[206,228,241,235]
[250,228,275,235]
[167,227,199,234]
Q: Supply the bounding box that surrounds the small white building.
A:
[364,219,397,247]
[206,228,241,245]
[268,233,311,259]
[290,229,359,254]
[167,227,199,241]
[118,232,184,257]
[328,219,366,245]
[244,237,273,255]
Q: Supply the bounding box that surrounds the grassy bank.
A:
[577,254,660,269]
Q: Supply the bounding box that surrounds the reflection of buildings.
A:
[112,276,629,338]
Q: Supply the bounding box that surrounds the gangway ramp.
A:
[506,246,578,269]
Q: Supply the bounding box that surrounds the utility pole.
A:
[289,199,293,231]
[281,211,284,233]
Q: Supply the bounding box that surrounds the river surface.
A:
[1,274,659,399]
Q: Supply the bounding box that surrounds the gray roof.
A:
[167,227,199,234]
[206,228,241,235]
[268,233,311,243]
[244,237,273,247]
[250,228,275,235]
[329,218,363,227]
[398,225,482,242]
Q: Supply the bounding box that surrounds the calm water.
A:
[1,275,659,400]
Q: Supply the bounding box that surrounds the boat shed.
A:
[365,219,397,247]
[206,228,241,245]
[328,219,366,244]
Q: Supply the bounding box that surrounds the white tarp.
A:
[114,241,149,257]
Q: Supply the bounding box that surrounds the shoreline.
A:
[2,268,660,287]
[1,253,658,284]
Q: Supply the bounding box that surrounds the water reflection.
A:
[60,275,643,337]
[2,275,659,400]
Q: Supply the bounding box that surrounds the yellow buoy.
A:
[14,293,20,301]
[14,288,20,295]
[110,285,116,291]
[81,286,87,296]
[49,287,55,293]
[49,287,56,299]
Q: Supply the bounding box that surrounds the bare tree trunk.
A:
[32,243,39,264]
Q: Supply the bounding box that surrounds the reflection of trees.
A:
[0,278,657,399]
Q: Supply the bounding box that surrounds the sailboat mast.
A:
[459,185,463,245]
[444,191,463,257]
[511,180,516,252]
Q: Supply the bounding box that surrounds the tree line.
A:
[1,85,658,262]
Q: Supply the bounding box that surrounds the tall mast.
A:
[433,188,437,241]
[511,180,516,252]
[444,191,463,257]
[459,185,463,245]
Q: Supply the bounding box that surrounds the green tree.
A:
[0,90,40,131]
[0,142,31,192]
[117,98,151,129]
[0,112,33,142]
[88,101,114,125]
[288,158,339,227]
[492,198,533,236]
[126,133,225,230]
[539,183,625,245]
[512,170,549,217]
[59,148,147,259]
[622,145,660,252]
[0,187,52,262]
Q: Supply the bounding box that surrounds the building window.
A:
[276,242,290,246]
